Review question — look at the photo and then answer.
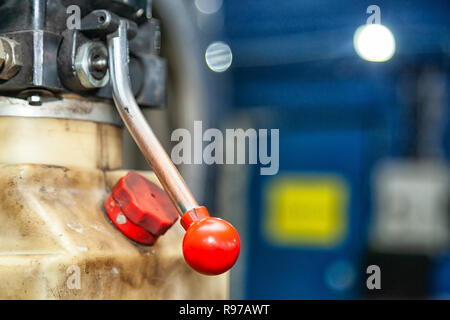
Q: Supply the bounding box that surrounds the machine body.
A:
[0,0,236,298]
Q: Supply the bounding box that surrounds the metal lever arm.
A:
[107,20,240,275]
[107,20,197,215]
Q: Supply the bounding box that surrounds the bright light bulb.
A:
[353,24,395,62]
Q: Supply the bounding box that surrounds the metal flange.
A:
[0,96,122,126]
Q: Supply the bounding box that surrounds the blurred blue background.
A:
[152,0,450,299]
[210,0,450,299]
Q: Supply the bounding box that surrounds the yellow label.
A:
[264,175,348,247]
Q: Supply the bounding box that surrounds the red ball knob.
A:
[181,207,240,276]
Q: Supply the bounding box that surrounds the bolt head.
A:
[104,194,157,245]
[0,37,22,80]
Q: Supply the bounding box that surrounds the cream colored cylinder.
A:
[0,117,122,170]
[0,97,229,299]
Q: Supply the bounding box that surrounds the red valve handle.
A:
[108,22,240,277]
[181,207,240,276]
[105,173,240,275]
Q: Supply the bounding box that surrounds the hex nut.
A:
[0,37,22,80]
[111,171,179,236]
[74,42,109,89]
[27,95,42,106]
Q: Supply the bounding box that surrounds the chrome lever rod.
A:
[107,20,198,215]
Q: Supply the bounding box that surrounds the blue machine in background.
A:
[219,0,450,299]
[246,126,384,299]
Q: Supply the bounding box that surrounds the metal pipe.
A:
[107,20,198,215]
[30,0,45,30]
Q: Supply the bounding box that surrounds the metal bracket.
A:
[0,2,165,108]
